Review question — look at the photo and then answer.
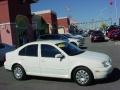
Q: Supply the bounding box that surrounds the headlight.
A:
[102,61,110,67]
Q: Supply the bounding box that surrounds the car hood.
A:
[73,51,109,62]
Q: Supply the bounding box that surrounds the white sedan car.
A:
[4,40,113,86]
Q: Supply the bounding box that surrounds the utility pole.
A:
[109,0,118,25]
[115,0,118,24]
[119,18,120,26]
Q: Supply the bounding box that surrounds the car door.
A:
[18,44,40,75]
[40,44,69,77]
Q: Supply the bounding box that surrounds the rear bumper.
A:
[93,37,105,41]
[4,62,12,71]
[111,36,120,40]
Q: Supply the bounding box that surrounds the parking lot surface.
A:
[0,38,120,90]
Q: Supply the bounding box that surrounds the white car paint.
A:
[63,34,85,46]
[4,40,113,80]
[68,38,84,46]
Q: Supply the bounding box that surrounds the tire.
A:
[12,65,26,80]
[72,67,94,86]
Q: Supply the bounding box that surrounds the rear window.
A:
[19,44,38,57]
[92,31,103,35]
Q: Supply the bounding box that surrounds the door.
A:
[40,44,69,77]
[18,44,40,75]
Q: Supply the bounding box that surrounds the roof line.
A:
[32,9,56,15]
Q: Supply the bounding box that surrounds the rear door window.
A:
[19,44,38,57]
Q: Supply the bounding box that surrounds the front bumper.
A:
[93,37,105,41]
[93,65,113,79]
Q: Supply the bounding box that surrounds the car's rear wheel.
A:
[72,67,94,86]
[12,65,26,80]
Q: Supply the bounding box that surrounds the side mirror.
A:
[55,54,64,60]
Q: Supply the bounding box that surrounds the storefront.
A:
[33,10,58,34]
[0,0,38,46]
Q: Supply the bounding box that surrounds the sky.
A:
[31,0,120,24]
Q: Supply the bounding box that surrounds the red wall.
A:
[0,0,10,23]
[38,12,58,34]
[40,13,52,24]
[40,13,58,26]
[0,0,33,46]
[58,18,70,28]
[0,24,14,45]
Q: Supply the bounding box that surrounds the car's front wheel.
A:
[73,67,94,86]
[12,65,26,80]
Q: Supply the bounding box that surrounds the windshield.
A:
[92,31,104,36]
[56,42,84,56]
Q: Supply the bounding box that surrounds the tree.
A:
[99,22,108,31]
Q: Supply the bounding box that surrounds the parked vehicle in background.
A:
[72,34,84,39]
[109,30,120,40]
[38,34,84,47]
[88,30,95,36]
[82,31,89,37]
[4,40,113,86]
[0,43,15,64]
[107,30,117,39]
[91,31,105,42]
[106,25,120,39]
[62,34,85,46]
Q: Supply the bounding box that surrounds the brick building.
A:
[0,0,37,46]
[57,17,70,34]
[33,10,58,34]
[0,0,70,46]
